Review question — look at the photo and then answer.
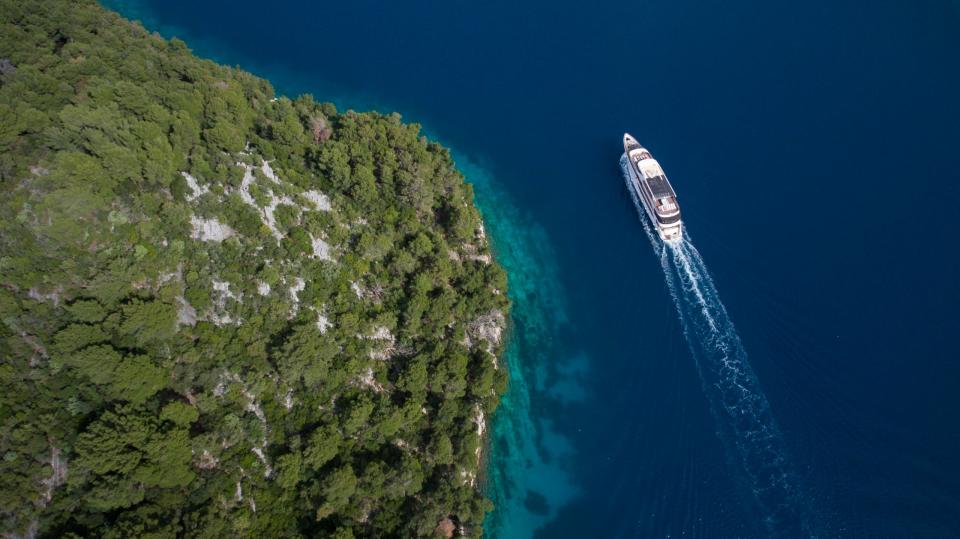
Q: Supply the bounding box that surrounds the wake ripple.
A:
[621,155,814,537]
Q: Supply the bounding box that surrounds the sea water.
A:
[103,0,960,536]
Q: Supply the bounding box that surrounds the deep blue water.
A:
[104,0,960,536]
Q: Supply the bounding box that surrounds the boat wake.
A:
[620,154,814,537]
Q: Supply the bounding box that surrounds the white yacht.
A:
[623,133,682,241]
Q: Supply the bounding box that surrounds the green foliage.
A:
[317,466,357,520]
[118,299,177,348]
[304,425,341,471]
[65,299,108,322]
[109,355,168,403]
[0,0,510,536]
[70,406,194,511]
[160,401,199,427]
[53,324,110,354]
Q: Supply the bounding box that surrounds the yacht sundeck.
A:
[623,133,682,242]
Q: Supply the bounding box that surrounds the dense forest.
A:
[0,1,509,536]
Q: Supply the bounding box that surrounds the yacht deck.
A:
[646,174,677,199]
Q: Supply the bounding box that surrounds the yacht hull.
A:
[623,133,682,242]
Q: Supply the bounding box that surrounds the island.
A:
[0,0,509,536]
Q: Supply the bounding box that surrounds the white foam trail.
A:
[672,243,718,332]
[620,155,813,536]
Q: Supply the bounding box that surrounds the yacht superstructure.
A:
[623,133,682,241]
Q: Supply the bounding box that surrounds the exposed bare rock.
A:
[364,326,397,360]
[310,116,332,143]
[194,449,219,470]
[190,216,235,242]
[176,296,198,327]
[156,262,183,288]
[369,326,393,341]
[459,468,476,487]
[473,404,486,467]
[27,286,62,306]
[350,281,365,299]
[212,372,273,477]
[368,347,396,362]
[39,443,67,506]
[301,190,331,211]
[181,171,209,201]
[234,479,243,502]
[473,404,486,439]
[260,161,281,184]
[233,160,295,240]
[0,58,15,76]
[312,305,332,333]
[202,279,241,327]
[18,331,47,367]
[310,234,332,260]
[212,279,240,302]
[467,310,505,353]
[351,280,384,302]
[461,243,491,265]
[288,277,305,317]
[435,517,456,538]
[354,367,387,393]
[251,446,272,478]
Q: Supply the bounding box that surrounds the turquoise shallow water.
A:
[466,158,579,537]
[103,0,960,536]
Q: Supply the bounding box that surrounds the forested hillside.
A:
[0,1,509,536]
